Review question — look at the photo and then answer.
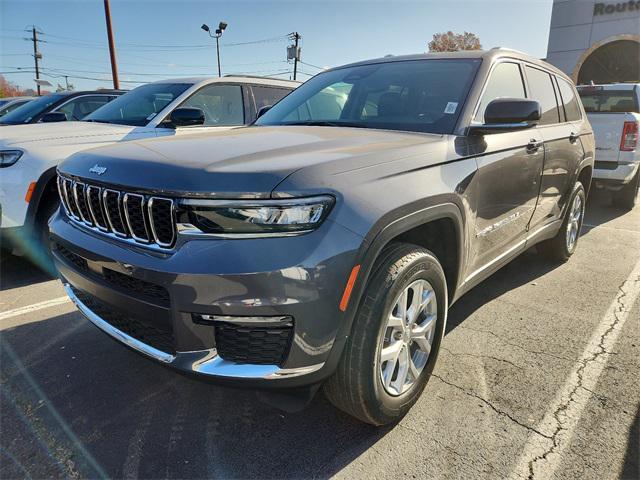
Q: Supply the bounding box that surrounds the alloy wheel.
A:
[378,279,437,396]
[566,194,583,252]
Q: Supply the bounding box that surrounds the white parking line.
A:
[0,296,71,321]
[511,256,640,480]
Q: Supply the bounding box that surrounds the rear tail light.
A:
[620,121,638,151]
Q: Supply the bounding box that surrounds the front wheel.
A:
[538,182,586,262]
[323,243,447,425]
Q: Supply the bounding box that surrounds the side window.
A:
[475,62,526,123]
[252,86,291,110]
[181,84,244,126]
[557,78,582,122]
[525,66,560,125]
[55,95,113,120]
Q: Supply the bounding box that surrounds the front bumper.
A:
[50,211,363,388]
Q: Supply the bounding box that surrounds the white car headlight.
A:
[0,150,23,168]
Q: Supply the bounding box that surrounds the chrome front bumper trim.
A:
[64,283,324,380]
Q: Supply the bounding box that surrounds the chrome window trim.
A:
[123,193,151,243]
[86,185,109,232]
[102,188,128,237]
[147,197,176,247]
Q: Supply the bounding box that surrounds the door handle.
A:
[569,132,579,144]
[527,138,543,153]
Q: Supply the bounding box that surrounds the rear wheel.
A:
[323,243,447,425]
[538,182,586,262]
[612,169,640,211]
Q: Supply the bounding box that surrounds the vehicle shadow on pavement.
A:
[581,189,631,237]
[0,252,54,291]
[621,405,639,480]
[1,312,389,479]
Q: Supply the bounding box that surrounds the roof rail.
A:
[222,74,299,82]
[490,46,528,55]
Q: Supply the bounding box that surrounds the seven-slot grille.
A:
[58,175,176,248]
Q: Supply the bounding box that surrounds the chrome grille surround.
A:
[57,174,176,250]
[123,193,150,243]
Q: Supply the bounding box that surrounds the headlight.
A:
[0,150,23,168]
[179,195,334,235]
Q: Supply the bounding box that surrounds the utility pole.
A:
[29,27,43,96]
[288,32,301,80]
[64,75,70,90]
[103,0,120,89]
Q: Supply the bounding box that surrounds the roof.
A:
[327,48,574,82]
[54,89,127,96]
[151,76,301,88]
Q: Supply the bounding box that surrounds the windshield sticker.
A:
[444,102,458,114]
[146,112,157,120]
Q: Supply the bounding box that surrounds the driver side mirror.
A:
[469,98,541,135]
[169,107,205,128]
[41,111,68,123]
[257,105,272,119]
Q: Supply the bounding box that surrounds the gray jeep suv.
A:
[50,49,594,425]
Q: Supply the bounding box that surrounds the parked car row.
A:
[0,96,36,118]
[0,76,299,256]
[1,48,636,425]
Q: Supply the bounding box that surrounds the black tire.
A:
[538,182,586,262]
[25,194,59,274]
[323,243,448,425]
[612,169,639,211]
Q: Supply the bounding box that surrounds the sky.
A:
[0,0,554,92]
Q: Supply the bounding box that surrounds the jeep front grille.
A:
[58,174,176,249]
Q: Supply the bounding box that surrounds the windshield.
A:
[86,83,191,126]
[578,88,639,113]
[256,59,480,134]
[0,93,66,125]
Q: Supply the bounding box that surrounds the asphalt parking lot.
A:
[1,190,638,480]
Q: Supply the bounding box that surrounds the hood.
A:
[0,121,143,148]
[59,126,448,196]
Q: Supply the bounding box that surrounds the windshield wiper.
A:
[283,121,369,128]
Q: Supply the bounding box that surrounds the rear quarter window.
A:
[557,78,582,122]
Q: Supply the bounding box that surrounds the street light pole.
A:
[216,34,221,77]
[201,22,227,77]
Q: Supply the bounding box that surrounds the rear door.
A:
[525,66,583,229]
[469,61,544,274]
[53,94,118,121]
[249,85,293,121]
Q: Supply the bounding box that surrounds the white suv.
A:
[0,76,299,258]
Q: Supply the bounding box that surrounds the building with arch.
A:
[546,0,640,85]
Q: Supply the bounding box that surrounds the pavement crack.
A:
[456,325,574,363]
[431,373,551,439]
[441,346,525,370]
[525,274,639,479]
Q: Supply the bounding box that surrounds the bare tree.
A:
[428,31,482,52]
